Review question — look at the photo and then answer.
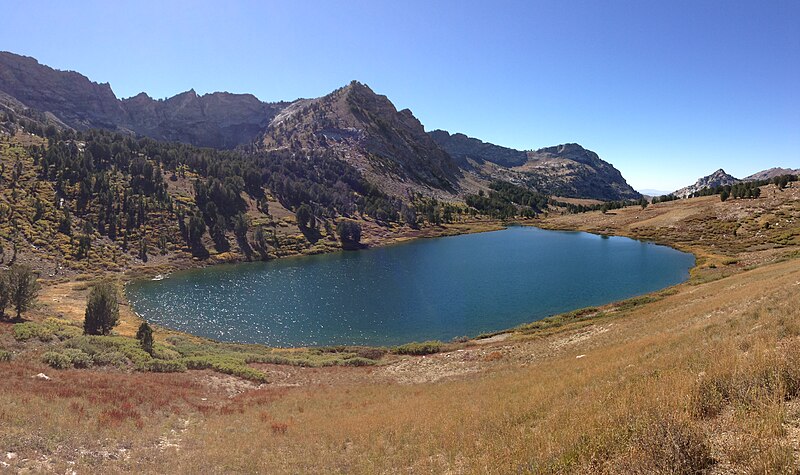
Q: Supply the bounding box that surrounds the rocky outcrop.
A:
[674,169,739,198]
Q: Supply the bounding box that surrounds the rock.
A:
[674,169,739,198]
[32,373,51,380]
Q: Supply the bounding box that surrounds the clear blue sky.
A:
[2,1,798,191]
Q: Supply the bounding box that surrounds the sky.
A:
[1,1,798,191]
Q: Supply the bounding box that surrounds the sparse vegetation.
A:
[394,340,443,355]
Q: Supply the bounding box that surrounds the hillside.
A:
[1,183,798,473]
[430,131,640,201]
[261,82,462,194]
[0,51,646,202]
[745,167,800,181]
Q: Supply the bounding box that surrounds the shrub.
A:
[13,322,54,342]
[144,359,187,373]
[64,335,152,367]
[152,345,181,360]
[340,357,376,367]
[629,414,714,474]
[0,349,11,362]
[42,348,93,369]
[394,341,443,355]
[356,347,387,360]
[62,348,93,368]
[42,351,73,369]
[182,355,268,382]
[92,351,129,368]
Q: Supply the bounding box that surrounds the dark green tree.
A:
[337,220,362,248]
[296,204,314,230]
[136,322,154,355]
[7,264,40,319]
[0,271,9,319]
[84,281,119,335]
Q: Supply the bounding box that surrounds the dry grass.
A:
[1,183,799,473]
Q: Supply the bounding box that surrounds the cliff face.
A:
[0,51,287,148]
[429,130,528,168]
[120,90,287,149]
[0,52,126,130]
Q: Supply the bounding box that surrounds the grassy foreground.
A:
[1,183,799,473]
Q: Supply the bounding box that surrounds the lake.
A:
[126,226,694,347]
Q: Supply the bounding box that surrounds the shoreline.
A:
[121,218,699,350]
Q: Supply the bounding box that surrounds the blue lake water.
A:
[126,226,694,347]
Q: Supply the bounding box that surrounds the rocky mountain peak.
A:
[674,169,739,198]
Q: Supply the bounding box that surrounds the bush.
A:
[62,348,93,368]
[42,351,73,369]
[0,349,11,362]
[42,348,93,369]
[356,347,387,360]
[64,335,152,367]
[13,322,54,342]
[340,357,376,367]
[394,341,443,355]
[92,351,129,368]
[152,345,181,360]
[182,355,268,382]
[144,359,187,373]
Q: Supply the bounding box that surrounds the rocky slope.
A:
[0,51,287,148]
[674,169,739,198]
[428,129,528,167]
[432,132,640,201]
[261,81,462,193]
[1,51,643,201]
[744,167,800,181]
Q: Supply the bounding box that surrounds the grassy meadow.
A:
[1,172,799,472]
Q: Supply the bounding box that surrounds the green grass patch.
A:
[13,319,82,342]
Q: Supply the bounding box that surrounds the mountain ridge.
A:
[1,50,639,201]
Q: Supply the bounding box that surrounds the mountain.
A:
[429,131,640,201]
[0,51,287,148]
[260,82,462,192]
[744,167,800,181]
[0,51,641,201]
[674,169,739,198]
[428,130,528,167]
